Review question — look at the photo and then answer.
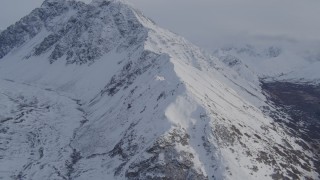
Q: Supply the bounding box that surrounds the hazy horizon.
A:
[1,0,319,49]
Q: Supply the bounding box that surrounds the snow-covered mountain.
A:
[0,0,319,179]
[214,40,320,84]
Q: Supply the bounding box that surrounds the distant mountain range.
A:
[0,0,319,179]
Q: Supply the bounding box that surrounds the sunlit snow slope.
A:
[0,0,319,179]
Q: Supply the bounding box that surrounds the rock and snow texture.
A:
[0,0,319,179]
[213,41,320,84]
[0,79,85,180]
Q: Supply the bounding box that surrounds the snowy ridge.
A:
[214,41,320,84]
[0,0,319,179]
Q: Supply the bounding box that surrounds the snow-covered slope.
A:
[214,40,320,84]
[0,0,319,179]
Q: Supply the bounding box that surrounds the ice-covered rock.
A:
[0,1,319,180]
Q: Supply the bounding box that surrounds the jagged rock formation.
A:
[0,0,319,179]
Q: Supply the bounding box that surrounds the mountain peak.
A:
[0,0,146,64]
[43,0,65,2]
[0,1,319,179]
[41,0,67,7]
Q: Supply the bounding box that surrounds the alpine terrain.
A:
[0,0,319,179]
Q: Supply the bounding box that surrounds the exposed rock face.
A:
[121,129,207,180]
[0,0,145,64]
[262,82,320,177]
[0,0,319,180]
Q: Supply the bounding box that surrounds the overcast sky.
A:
[1,0,320,49]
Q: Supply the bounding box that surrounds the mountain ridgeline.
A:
[0,0,145,64]
[0,0,319,180]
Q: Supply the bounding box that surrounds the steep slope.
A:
[214,40,320,179]
[0,79,85,180]
[0,0,319,179]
